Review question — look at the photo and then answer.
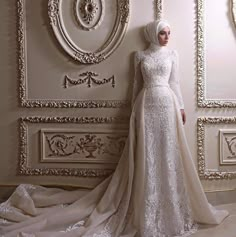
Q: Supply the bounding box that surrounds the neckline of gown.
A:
[148,43,168,53]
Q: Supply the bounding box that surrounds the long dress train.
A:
[0,47,229,237]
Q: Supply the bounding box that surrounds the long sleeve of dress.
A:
[131,51,143,107]
[169,50,184,109]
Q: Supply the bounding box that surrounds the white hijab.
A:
[144,20,170,46]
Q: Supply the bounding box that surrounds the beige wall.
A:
[0,0,236,194]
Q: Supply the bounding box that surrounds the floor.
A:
[1,188,236,236]
[192,203,236,237]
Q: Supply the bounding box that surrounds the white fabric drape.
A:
[0,20,229,237]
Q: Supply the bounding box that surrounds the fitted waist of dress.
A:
[143,83,170,88]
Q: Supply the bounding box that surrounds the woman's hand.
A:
[180,109,186,125]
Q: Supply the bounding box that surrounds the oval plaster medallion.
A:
[48,0,130,64]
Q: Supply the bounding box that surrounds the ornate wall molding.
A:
[74,0,104,31]
[154,0,163,21]
[19,116,129,177]
[41,129,126,163]
[232,0,236,28]
[197,117,236,180]
[48,0,130,64]
[197,0,236,108]
[48,0,59,26]
[64,72,115,88]
[17,0,128,108]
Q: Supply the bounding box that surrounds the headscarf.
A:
[144,20,170,46]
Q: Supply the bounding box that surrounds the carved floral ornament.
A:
[219,130,236,165]
[75,0,104,31]
[42,131,126,162]
[48,0,130,64]
[225,136,236,159]
[64,71,115,88]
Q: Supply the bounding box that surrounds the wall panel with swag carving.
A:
[197,0,236,108]
[19,117,128,179]
[18,0,130,108]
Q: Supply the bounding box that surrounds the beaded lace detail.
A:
[133,47,196,236]
[132,47,184,109]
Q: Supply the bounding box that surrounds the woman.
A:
[0,20,229,237]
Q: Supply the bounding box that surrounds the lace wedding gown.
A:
[0,46,229,237]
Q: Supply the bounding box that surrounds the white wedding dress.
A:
[0,46,229,237]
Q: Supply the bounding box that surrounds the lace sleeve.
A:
[131,51,143,107]
[168,50,184,109]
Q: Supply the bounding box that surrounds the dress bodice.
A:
[132,46,185,109]
[140,47,172,88]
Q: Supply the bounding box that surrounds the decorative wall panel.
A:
[19,116,128,177]
[197,117,236,180]
[197,0,236,108]
[40,129,126,163]
[17,0,129,108]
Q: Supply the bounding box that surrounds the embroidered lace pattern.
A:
[137,48,197,236]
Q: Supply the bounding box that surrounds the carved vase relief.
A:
[42,130,126,163]
[48,0,130,64]
[154,0,163,20]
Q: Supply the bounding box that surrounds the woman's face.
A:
[158,26,170,46]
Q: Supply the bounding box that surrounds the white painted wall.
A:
[0,0,236,194]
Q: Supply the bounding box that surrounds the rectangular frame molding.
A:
[197,0,236,108]
[197,116,236,180]
[19,116,128,177]
[17,0,128,108]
